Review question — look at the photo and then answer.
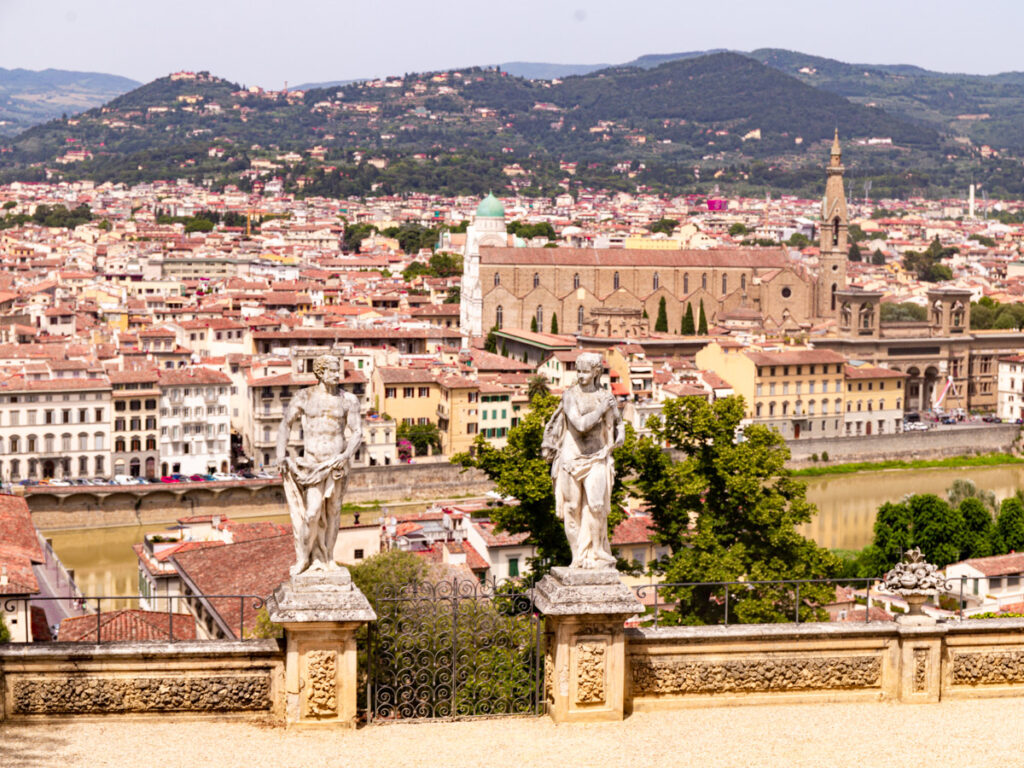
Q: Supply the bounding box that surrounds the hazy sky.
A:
[2,0,1022,87]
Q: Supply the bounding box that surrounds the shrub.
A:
[821,451,830,462]
[810,453,819,462]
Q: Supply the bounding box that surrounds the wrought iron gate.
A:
[365,577,544,722]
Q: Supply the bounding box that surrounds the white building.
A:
[0,377,112,481]
[996,354,1024,422]
[945,552,1024,614]
[459,194,508,342]
[157,367,232,476]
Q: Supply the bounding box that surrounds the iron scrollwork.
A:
[367,577,543,722]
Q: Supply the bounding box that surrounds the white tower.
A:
[460,193,507,344]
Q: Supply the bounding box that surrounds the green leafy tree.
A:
[959,498,994,559]
[880,302,927,322]
[246,607,283,639]
[397,422,441,456]
[848,223,868,243]
[352,550,429,597]
[728,222,748,237]
[0,613,9,643]
[697,299,708,335]
[947,479,997,515]
[550,312,558,334]
[648,218,679,235]
[862,494,966,573]
[628,396,840,624]
[654,296,668,333]
[681,303,696,335]
[903,236,957,283]
[444,286,461,304]
[453,394,633,571]
[871,249,886,265]
[995,496,1024,554]
[848,242,862,262]
[527,374,550,403]
[787,232,810,248]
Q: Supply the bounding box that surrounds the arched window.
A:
[653,272,660,290]
[10,459,19,479]
[896,399,902,410]
[701,273,708,290]
[9,436,19,453]
[115,438,126,453]
[741,274,747,291]
[129,458,141,477]
[755,403,763,417]
[722,274,727,294]
[494,273,500,287]
[577,306,584,330]
[573,273,580,290]
[44,434,54,453]
[832,216,840,247]
[684,273,690,293]
[821,400,829,415]
[879,399,885,410]
[831,283,837,312]
[78,456,88,475]
[95,456,104,475]
[27,435,36,452]
[263,426,271,443]
[62,434,71,452]
[130,437,141,452]
[536,305,543,330]
[782,401,789,416]
[0,437,4,454]
[78,433,88,451]
[768,402,776,417]
[613,272,620,290]
[146,436,156,451]
[94,433,105,451]
[835,398,842,413]
[533,272,540,289]
[495,305,503,329]
[808,400,816,416]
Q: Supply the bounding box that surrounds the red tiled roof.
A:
[0,495,43,595]
[611,515,657,546]
[59,609,198,642]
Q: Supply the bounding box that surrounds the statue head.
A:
[312,354,341,385]
[575,352,603,386]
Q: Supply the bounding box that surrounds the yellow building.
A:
[437,375,482,456]
[695,342,848,440]
[373,368,441,433]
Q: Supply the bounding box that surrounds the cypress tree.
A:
[654,297,668,333]
[681,303,696,335]
[550,313,559,334]
[697,299,708,335]
[530,315,538,333]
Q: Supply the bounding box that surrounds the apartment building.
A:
[0,377,112,481]
[997,354,1024,422]
[437,374,481,456]
[695,342,847,440]
[157,368,232,476]
[109,369,161,478]
[843,363,907,436]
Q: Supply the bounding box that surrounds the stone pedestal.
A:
[534,567,642,723]
[266,569,376,728]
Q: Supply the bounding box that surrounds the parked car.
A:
[211,472,233,481]
[255,470,274,480]
[17,479,39,486]
[983,414,1002,423]
[940,416,956,425]
[160,476,180,483]
[188,474,206,482]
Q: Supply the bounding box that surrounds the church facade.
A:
[460,135,851,340]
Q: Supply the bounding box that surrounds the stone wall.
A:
[624,617,1024,710]
[786,424,1021,465]
[0,640,285,722]
[23,463,494,530]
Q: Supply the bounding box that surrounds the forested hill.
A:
[0,67,139,137]
[0,53,1005,198]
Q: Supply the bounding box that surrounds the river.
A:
[41,465,1024,601]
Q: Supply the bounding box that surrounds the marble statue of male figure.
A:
[541,352,624,570]
[277,354,363,577]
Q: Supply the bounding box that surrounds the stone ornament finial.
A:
[881,548,945,594]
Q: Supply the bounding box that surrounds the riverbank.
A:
[792,452,1024,477]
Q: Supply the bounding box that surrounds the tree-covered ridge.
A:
[4,51,1024,198]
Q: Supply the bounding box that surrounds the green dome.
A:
[476,193,505,218]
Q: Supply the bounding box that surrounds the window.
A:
[418,387,430,398]
[115,401,126,412]
[573,273,580,290]
[130,437,142,452]
[130,417,141,431]
[683,273,689,294]
[533,272,540,289]
[145,416,156,429]
[95,456,104,474]
[494,273,500,287]
[94,434,105,451]
[45,410,54,425]
[62,434,71,451]
[578,306,584,330]
[508,558,519,578]
[403,387,415,398]
[354,549,365,560]
[536,305,543,330]
[115,418,126,431]
[129,400,141,411]
[27,435,36,452]
[613,272,620,290]
[495,305,503,329]
[722,274,727,294]
[741,274,747,291]
[115,438,126,452]
[145,399,157,410]
[146,436,156,450]
[385,387,396,399]
[79,456,88,475]
[701,273,707,290]
[653,272,660,290]
[95,408,104,422]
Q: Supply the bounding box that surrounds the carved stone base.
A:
[900,628,943,703]
[268,573,376,728]
[537,568,640,723]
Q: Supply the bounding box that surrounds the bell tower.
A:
[817,129,849,320]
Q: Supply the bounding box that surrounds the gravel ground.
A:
[3,698,1020,768]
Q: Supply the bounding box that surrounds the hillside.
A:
[0,67,139,137]
[750,48,1024,152]
[0,53,1001,198]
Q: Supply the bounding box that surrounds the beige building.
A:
[437,375,481,457]
[0,377,112,481]
[109,369,161,479]
[843,364,907,436]
[695,342,848,440]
